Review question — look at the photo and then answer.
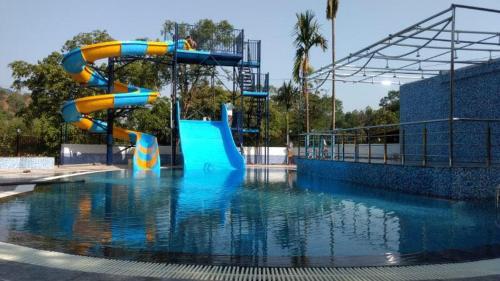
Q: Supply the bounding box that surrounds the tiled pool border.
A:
[297,158,500,200]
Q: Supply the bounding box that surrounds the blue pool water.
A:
[0,168,499,267]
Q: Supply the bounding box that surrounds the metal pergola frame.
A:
[308,4,500,167]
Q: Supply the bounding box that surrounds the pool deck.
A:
[0,164,125,200]
[0,163,498,281]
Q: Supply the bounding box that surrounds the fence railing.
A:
[0,135,54,157]
[164,23,244,55]
[298,118,500,168]
[0,125,172,159]
[244,73,269,93]
[243,40,261,65]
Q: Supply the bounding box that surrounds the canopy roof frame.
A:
[307,4,500,168]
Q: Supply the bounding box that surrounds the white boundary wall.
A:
[61,144,297,165]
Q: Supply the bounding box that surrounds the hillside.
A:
[0,87,31,116]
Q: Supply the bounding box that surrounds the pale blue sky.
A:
[1,0,499,110]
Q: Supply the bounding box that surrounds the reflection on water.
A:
[0,168,499,266]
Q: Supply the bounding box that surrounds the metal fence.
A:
[164,23,244,55]
[244,73,269,93]
[0,134,54,157]
[243,40,261,65]
[298,118,500,168]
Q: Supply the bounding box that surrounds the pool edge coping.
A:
[0,168,125,200]
[0,241,499,280]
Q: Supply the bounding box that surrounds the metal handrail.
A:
[297,118,500,168]
[299,117,500,135]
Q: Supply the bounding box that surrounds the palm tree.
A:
[293,10,327,134]
[275,81,299,158]
[327,0,339,131]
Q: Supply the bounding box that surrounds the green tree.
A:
[61,30,114,53]
[6,93,27,114]
[8,31,116,155]
[274,81,299,149]
[326,0,339,130]
[161,19,237,119]
[293,10,327,133]
[129,97,171,144]
[379,90,400,116]
[338,90,400,129]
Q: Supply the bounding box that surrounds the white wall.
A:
[61,144,295,165]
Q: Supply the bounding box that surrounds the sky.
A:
[1,0,500,111]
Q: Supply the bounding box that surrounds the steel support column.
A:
[448,6,456,167]
[106,58,115,166]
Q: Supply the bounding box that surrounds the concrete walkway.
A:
[0,164,125,200]
[0,164,125,184]
[0,241,500,281]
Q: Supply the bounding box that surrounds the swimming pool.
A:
[0,168,499,267]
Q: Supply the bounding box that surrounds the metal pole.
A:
[401,128,406,165]
[211,68,215,120]
[266,90,270,165]
[16,129,20,157]
[448,6,456,168]
[486,124,491,167]
[331,134,335,160]
[305,134,309,158]
[232,67,236,105]
[354,131,358,162]
[312,135,316,159]
[423,126,428,167]
[171,23,179,166]
[367,129,371,163]
[106,57,115,166]
[384,127,388,164]
[342,133,345,161]
[298,137,301,158]
[331,17,336,132]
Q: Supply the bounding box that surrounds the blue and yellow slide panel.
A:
[61,40,193,173]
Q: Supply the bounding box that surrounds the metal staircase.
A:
[235,64,269,164]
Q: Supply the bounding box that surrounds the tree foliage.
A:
[2,19,401,159]
[293,10,327,133]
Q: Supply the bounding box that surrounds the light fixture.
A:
[393,72,397,78]
[454,51,458,59]
[456,32,460,44]
[385,59,389,69]
[418,61,422,71]
[416,50,420,58]
[363,68,366,76]
[421,70,425,79]
[381,80,392,86]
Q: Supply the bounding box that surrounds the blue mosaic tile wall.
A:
[296,158,500,200]
[400,60,500,165]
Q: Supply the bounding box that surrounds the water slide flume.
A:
[177,102,245,170]
[61,40,192,172]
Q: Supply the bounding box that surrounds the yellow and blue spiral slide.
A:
[61,40,191,173]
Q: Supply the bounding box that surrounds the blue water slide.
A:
[177,103,245,170]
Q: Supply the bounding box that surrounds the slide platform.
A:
[177,103,245,170]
